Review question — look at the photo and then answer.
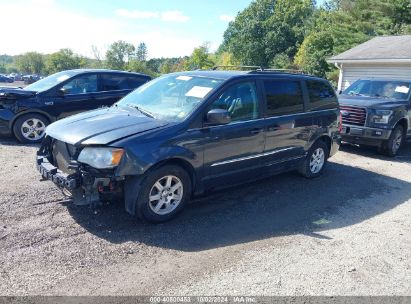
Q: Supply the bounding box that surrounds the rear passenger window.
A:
[101,75,128,91]
[128,77,148,89]
[306,80,338,111]
[100,75,147,91]
[263,80,304,116]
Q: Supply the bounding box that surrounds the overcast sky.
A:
[0,0,254,58]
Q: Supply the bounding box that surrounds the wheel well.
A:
[150,158,196,193]
[316,135,332,156]
[395,118,408,136]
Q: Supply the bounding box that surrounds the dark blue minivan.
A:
[37,69,341,223]
[0,69,151,143]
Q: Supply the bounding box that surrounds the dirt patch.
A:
[0,138,410,295]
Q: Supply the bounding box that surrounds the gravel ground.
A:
[0,137,410,296]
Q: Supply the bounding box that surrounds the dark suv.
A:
[339,79,411,156]
[37,69,341,223]
[0,69,151,143]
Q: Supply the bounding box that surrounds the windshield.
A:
[117,74,223,121]
[24,71,79,92]
[343,80,411,101]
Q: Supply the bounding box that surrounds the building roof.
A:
[328,35,411,64]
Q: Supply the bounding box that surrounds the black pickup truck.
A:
[339,79,411,156]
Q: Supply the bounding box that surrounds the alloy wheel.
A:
[309,148,325,174]
[148,175,184,215]
[21,118,46,141]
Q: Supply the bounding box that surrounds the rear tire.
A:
[13,113,49,144]
[299,140,329,178]
[135,165,191,223]
[380,125,404,157]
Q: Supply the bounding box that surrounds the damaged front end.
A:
[0,88,38,135]
[36,136,124,207]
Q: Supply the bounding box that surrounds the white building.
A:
[327,35,411,91]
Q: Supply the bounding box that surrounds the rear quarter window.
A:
[306,80,338,111]
[263,79,304,117]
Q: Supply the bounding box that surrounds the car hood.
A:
[0,87,37,100]
[46,106,169,146]
[339,95,407,109]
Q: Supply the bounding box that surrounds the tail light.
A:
[338,112,342,133]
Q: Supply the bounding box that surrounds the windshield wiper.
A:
[126,104,156,118]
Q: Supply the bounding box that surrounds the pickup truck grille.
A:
[340,105,367,126]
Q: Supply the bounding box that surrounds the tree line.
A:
[1,0,410,83]
[220,0,411,82]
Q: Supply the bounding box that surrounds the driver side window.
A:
[61,74,98,94]
[209,81,259,122]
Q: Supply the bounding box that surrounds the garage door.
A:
[342,64,411,90]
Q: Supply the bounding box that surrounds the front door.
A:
[202,80,266,189]
[54,74,99,119]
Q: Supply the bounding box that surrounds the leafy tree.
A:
[185,43,215,70]
[220,0,276,66]
[105,40,135,70]
[15,52,45,74]
[294,31,334,77]
[0,64,6,74]
[136,42,148,62]
[264,0,314,60]
[220,0,314,67]
[270,53,296,69]
[128,59,157,77]
[45,49,86,74]
[160,60,173,74]
[294,0,411,77]
[214,51,239,67]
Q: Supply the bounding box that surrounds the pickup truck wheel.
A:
[381,125,404,157]
[13,114,49,144]
[299,140,329,179]
[135,165,191,223]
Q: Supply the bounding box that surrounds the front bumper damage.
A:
[36,152,123,207]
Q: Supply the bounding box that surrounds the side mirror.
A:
[206,109,231,126]
[58,88,68,96]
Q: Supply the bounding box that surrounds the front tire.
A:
[299,140,329,178]
[135,165,192,223]
[13,113,49,144]
[380,125,404,157]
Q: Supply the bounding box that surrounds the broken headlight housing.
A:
[77,147,124,169]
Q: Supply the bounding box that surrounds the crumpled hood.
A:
[339,95,407,109]
[46,106,168,146]
[0,88,37,101]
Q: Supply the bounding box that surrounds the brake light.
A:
[338,112,343,133]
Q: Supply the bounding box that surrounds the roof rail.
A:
[211,66,309,75]
[253,68,306,74]
[212,65,263,71]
